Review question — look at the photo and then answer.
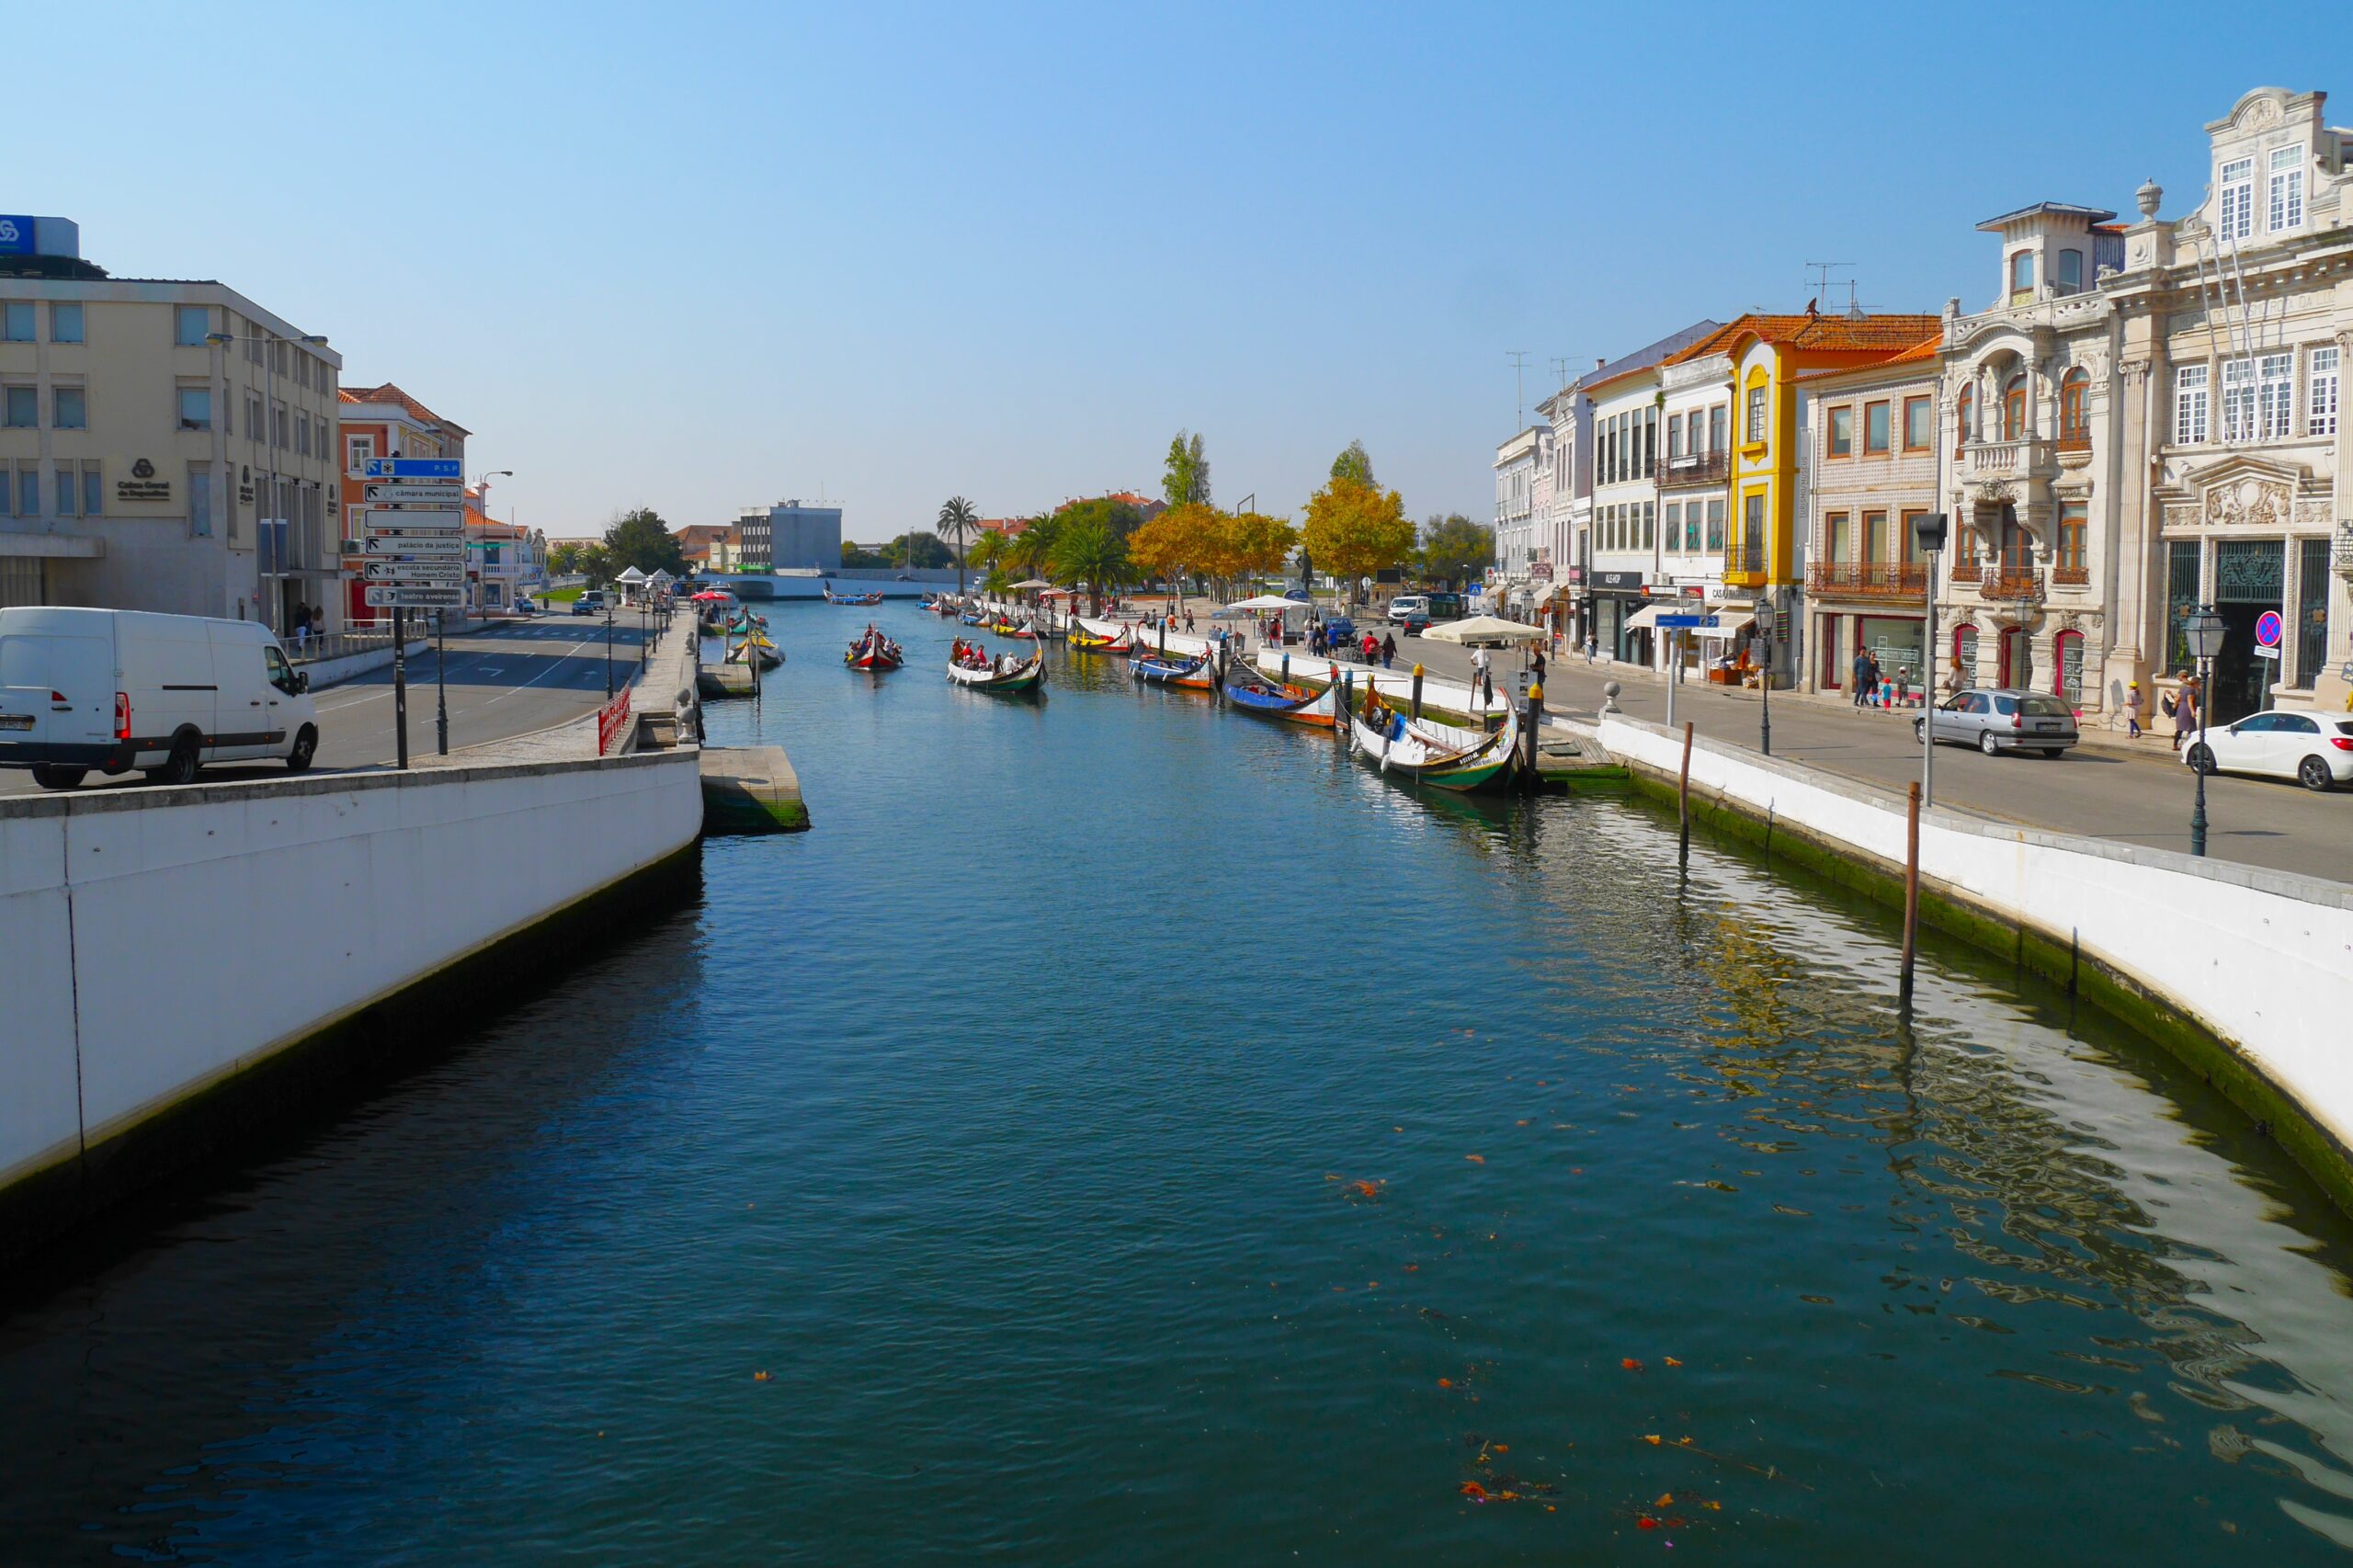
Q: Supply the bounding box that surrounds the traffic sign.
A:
[2256,610,2283,647]
[363,483,465,506]
[363,560,463,582]
[362,507,463,529]
[361,534,465,556]
[362,458,461,480]
[1654,614,1709,630]
[364,585,465,608]
[2253,644,2281,661]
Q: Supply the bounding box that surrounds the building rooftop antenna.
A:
[1506,350,1529,427]
[1803,259,1854,312]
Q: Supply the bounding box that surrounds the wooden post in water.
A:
[1342,667,1354,725]
[1901,780,1922,1001]
[1524,680,1543,787]
[1410,664,1424,721]
[1280,652,1290,687]
[1678,720,1694,852]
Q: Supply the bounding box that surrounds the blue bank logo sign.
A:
[0,217,33,256]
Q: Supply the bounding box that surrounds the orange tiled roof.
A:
[1792,334,1948,383]
[1663,312,1941,366]
[339,382,472,437]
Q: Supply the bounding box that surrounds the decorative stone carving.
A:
[2162,502,2199,529]
[2136,179,2163,218]
[2120,358,2152,388]
[2297,499,2332,526]
[2240,95,2283,131]
[2203,476,2291,528]
[1977,480,2014,506]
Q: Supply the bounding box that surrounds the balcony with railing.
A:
[1722,536,1768,587]
[1960,437,2053,483]
[1978,566,2044,602]
[1659,449,1730,487]
[1807,562,1928,600]
[2050,563,2090,588]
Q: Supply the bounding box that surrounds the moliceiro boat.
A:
[1131,652,1216,691]
[824,585,885,607]
[946,641,1044,695]
[1348,695,1519,791]
[1067,616,1133,653]
[1222,670,1336,728]
[846,627,904,672]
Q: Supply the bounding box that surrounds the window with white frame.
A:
[2219,158,2255,242]
[2269,146,2304,233]
[2257,353,2294,438]
[2175,364,2209,444]
[2221,358,2256,441]
[2311,346,2338,437]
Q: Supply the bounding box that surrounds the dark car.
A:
[1915,688,2079,756]
[1395,610,1434,636]
[1318,616,1359,653]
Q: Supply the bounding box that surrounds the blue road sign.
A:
[2255,609,2283,648]
[362,458,462,480]
[1654,614,1709,630]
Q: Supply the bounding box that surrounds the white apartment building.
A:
[1492,425,1545,603]
[1657,347,1735,676]
[1586,365,1661,663]
[0,218,344,629]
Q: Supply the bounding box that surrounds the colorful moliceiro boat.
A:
[946,646,1044,694]
[1222,672,1336,728]
[846,628,904,671]
[824,585,885,607]
[1348,699,1519,790]
[989,616,1039,639]
[1067,616,1132,653]
[1131,652,1216,691]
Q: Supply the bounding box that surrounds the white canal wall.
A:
[1597,715,2353,1170]
[0,749,702,1215]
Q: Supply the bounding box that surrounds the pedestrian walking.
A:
[1584,634,1598,665]
[1381,632,1397,670]
[1471,644,1491,708]
[1531,647,1546,686]
[1851,648,1877,708]
[2122,680,2143,740]
[2168,673,2200,745]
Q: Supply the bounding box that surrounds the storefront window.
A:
[1859,616,1922,689]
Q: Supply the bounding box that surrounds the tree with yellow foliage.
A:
[1301,477,1413,608]
[1129,502,1219,610]
[1222,511,1300,592]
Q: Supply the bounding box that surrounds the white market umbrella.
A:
[1226,594,1306,612]
[1008,578,1054,591]
[1422,615,1547,644]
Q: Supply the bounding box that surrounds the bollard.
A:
[1342,667,1354,730]
[1281,653,1290,687]
[1901,780,1922,1002]
[1524,680,1543,787]
[1411,664,1425,721]
[1158,619,1167,659]
[1677,721,1694,854]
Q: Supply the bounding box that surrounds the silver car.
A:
[1914,687,2080,757]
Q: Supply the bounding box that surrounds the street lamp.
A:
[605,594,617,699]
[1913,511,1949,807]
[2183,605,2225,858]
[1755,596,1776,756]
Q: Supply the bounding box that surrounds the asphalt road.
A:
[1343,625,2353,885]
[0,617,649,797]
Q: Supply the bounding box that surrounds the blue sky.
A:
[14,1,2332,540]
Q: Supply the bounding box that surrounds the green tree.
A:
[1417,513,1494,588]
[970,529,1007,573]
[560,542,614,586]
[1330,439,1376,488]
[603,507,688,575]
[1163,431,1211,507]
[1301,477,1413,608]
[1004,513,1062,583]
[1055,494,1146,540]
[936,495,980,596]
[1049,517,1131,616]
[882,532,954,570]
[841,540,886,568]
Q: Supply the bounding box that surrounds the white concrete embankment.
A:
[0,745,702,1210]
[1597,714,2353,1160]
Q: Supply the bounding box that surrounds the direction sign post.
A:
[360,459,469,763]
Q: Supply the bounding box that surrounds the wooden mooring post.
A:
[1677,721,1694,853]
[1900,780,1922,1001]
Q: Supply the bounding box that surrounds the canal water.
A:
[8,599,2353,1564]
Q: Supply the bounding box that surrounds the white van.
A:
[1387,594,1430,625]
[0,608,320,790]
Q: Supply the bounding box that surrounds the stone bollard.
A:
[1601,679,1622,717]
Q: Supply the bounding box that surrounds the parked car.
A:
[0,607,319,790]
[1388,594,1430,626]
[1318,616,1358,653]
[512,596,539,616]
[1913,687,2079,757]
[572,590,607,618]
[2181,710,2353,791]
[1394,609,1434,637]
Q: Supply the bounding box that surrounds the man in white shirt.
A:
[1472,645,1493,710]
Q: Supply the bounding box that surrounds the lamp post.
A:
[604,594,617,699]
[1755,596,1776,757]
[2183,605,2225,858]
[1914,512,1949,808]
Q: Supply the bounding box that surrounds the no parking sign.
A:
[2255,610,2284,648]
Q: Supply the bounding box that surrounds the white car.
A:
[0,607,319,789]
[1387,594,1430,625]
[2181,710,2353,791]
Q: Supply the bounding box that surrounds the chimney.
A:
[1594,357,1607,371]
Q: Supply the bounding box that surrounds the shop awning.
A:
[1621,603,1666,632]
[1695,612,1755,641]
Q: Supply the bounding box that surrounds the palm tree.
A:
[936,495,979,597]
[1050,519,1131,617]
[971,529,1006,574]
[1005,516,1059,586]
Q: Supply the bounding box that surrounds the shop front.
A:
[1591,570,1650,665]
[1813,608,1927,699]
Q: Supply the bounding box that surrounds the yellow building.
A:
[0,218,343,629]
[1663,310,1940,681]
